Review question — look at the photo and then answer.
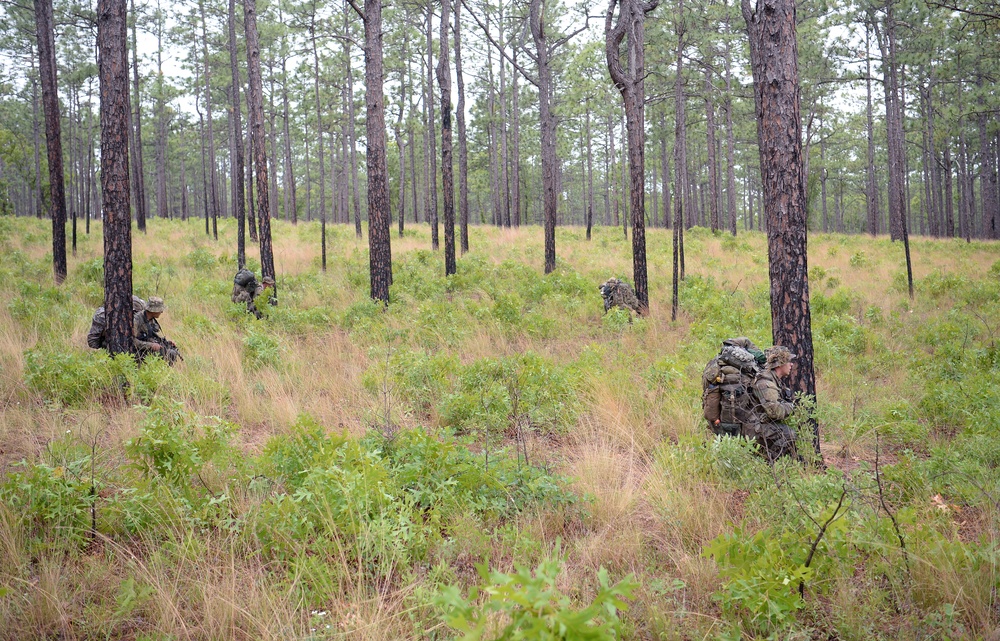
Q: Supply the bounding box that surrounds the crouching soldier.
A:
[87,295,146,349]
[599,277,641,314]
[133,296,181,365]
[745,346,798,462]
[232,269,274,319]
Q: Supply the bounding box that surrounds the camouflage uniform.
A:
[232,271,272,319]
[599,278,641,314]
[133,297,180,365]
[744,346,798,462]
[87,295,146,349]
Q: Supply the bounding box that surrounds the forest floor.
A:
[1,216,999,640]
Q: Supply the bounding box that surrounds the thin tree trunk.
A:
[511,47,521,227]
[672,3,685,321]
[267,63,279,224]
[247,128,257,239]
[499,43,510,227]
[34,0,68,282]
[345,4,362,238]
[310,18,327,271]
[97,0,134,354]
[585,99,594,239]
[425,4,439,248]
[244,0,276,297]
[30,52,43,220]
[129,0,149,232]
[944,143,954,237]
[229,0,247,268]
[155,0,167,221]
[530,0,559,273]
[454,2,470,252]
[281,50,297,224]
[199,0,219,241]
[704,64,719,233]
[438,0,456,274]
[724,28,737,236]
[864,21,879,236]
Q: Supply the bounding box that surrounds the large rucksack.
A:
[702,338,766,436]
[234,268,257,290]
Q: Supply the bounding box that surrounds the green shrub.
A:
[1,455,96,545]
[243,327,281,370]
[436,547,636,641]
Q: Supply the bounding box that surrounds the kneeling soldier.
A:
[745,346,798,462]
[599,277,641,314]
[133,296,181,365]
[87,295,146,349]
[232,269,274,319]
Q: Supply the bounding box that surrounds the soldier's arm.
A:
[755,379,794,421]
[133,316,161,353]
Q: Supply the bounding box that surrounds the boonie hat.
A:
[146,296,166,313]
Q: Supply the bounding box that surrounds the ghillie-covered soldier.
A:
[133,297,181,365]
[87,295,146,349]
[232,269,274,319]
[599,277,641,314]
[745,346,798,462]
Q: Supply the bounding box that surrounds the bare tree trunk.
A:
[672,2,685,321]
[425,4,439,248]
[661,112,671,229]
[229,0,247,268]
[585,99,594,239]
[31,53,44,220]
[34,0,68,282]
[978,73,999,239]
[498,40,510,227]
[455,2,470,251]
[267,63,279,224]
[742,0,819,458]
[864,21,879,236]
[872,5,904,242]
[609,114,618,228]
[944,143,954,237]
[530,0,559,273]
[244,0,276,298]
[155,0,167,221]
[511,48,522,227]
[606,0,655,310]
[344,4,362,238]
[129,0,149,232]
[724,28,737,237]
[98,0,134,354]
[703,64,719,233]
[438,0,456,274]
[247,128,257,239]
[199,0,219,240]
[310,17,327,271]
[361,0,393,301]
[281,46,297,224]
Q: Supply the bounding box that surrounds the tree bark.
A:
[438,0,456,275]
[310,18,327,271]
[742,0,819,458]
[723,27,737,237]
[585,98,594,239]
[511,48,522,227]
[703,64,719,233]
[530,0,558,273]
[98,0,134,354]
[864,21,879,237]
[229,0,247,268]
[344,5,362,239]
[198,0,219,240]
[425,4,439,248]
[244,0,276,298]
[454,1,470,252]
[281,46,297,224]
[155,0,167,221]
[606,0,655,311]
[130,0,149,231]
[361,0,393,302]
[672,1,685,321]
[34,0,68,282]
[30,52,44,220]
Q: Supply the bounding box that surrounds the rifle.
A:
[152,336,183,365]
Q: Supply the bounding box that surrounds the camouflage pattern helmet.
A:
[146,296,166,313]
[765,345,795,369]
[262,276,275,286]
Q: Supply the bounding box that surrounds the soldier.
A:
[133,296,181,365]
[87,295,146,349]
[599,277,641,314]
[745,345,798,462]
[231,269,274,319]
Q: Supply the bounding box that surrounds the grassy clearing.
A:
[1,215,998,639]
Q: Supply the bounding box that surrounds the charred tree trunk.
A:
[97,0,134,354]
[199,0,219,241]
[672,5,686,321]
[742,0,819,458]
[585,99,594,239]
[531,0,559,273]
[310,19,327,271]
[34,0,68,282]
[244,0,276,298]
[361,0,393,301]
[425,4,439,248]
[438,0,456,275]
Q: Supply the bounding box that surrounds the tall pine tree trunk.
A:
[742,0,819,458]
[345,4,362,238]
[244,0,276,298]
[362,0,392,301]
[438,0,456,274]
[425,4,439,248]
[35,0,68,282]
[229,0,247,268]
[672,2,685,321]
[864,21,879,236]
[454,2,470,252]
[97,0,134,354]
[199,0,219,240]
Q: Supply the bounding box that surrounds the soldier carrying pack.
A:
[701,337,766,437]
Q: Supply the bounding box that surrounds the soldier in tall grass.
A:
[133,296,181,365]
